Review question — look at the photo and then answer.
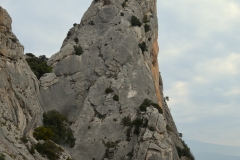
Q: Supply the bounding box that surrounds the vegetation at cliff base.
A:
[35,140,63,160]
[0,154,5,160]
[33,110,76,148]
[25,54,52,79]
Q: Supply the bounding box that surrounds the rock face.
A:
[0,6,42,159]
[40,0,188,160]
[0,7,71,160]
[0,0,192,159]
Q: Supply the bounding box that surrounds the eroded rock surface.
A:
[0,6,42,160]
[0,0,192,159]
[40,0,189,159]
[0,6,71,160]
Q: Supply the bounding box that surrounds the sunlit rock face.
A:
[40,0,189,160]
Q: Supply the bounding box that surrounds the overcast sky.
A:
[1,0,240,147]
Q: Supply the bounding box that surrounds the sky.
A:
[1,0,240,147]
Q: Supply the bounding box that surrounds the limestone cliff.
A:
[0,7,71,160]
[0,0,193,159]
[40,0,192,160]
[0,6,42,159]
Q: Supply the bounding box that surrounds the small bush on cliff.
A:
[176,140,195,160]
[74,45,84,56]
[26,54,52,79]
[33,126,55,141]
[105,87,114,94]
[139,98,163,114]
[34,110,76,148]
[143,15,149,23]
[121,116,132,126]
[89,21,95,25]
[166,124,173,132]
[138,42,147,53]
[104,0,111,5]
[105,141,117,148]
[144,24,151,32]
[131,16,142,27]
[20,136,28,143]
[35,140,63,160]
[74,38,79,44]
[26,53,35,57]
[113,94,119,101]
[0,153,5,160]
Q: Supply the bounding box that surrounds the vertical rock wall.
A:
[40,0,188,160]
[0,6,43,160]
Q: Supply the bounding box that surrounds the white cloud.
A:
[196,53,240,75]
[158,0,240,37]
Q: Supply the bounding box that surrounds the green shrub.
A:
[73,23,77,27]
[179,133,183,138]
[143,15,149,23]
[33,126,54,141]
[176,140,195,160]
[166,124,173,132]
[105,141,117,148]
[21,136,28,143]
[113,95,119,101]
[144,24,151,32]
[105,87,114,94]
[67,31,72,37]
[126,126,132,141]
[11,38,17,43]
[120,12,124,16]
[29,146,35,155]
[34,110,76,148]
[35,140,63,160]
[74,45,84,56]
[89,21,95,25]
[139,98,163,114]
[122,2,126,8]
[151,103,163,114]
[26,53,35,57]
[121,116,132,126]
[148,125,156,131]
[74,38,79,44]
[131,16,142,27]
[104,0,111,5]
[0,153,5,160]
[133,126,140,135]
[139,98,152,112]
[142,119,148,127]
[132,118,143,127]
[138,42,147,53]
[26,54,52,79]
[127,149,134,158]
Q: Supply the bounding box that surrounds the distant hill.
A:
[195,152,240,160]
[185,139,240,160]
